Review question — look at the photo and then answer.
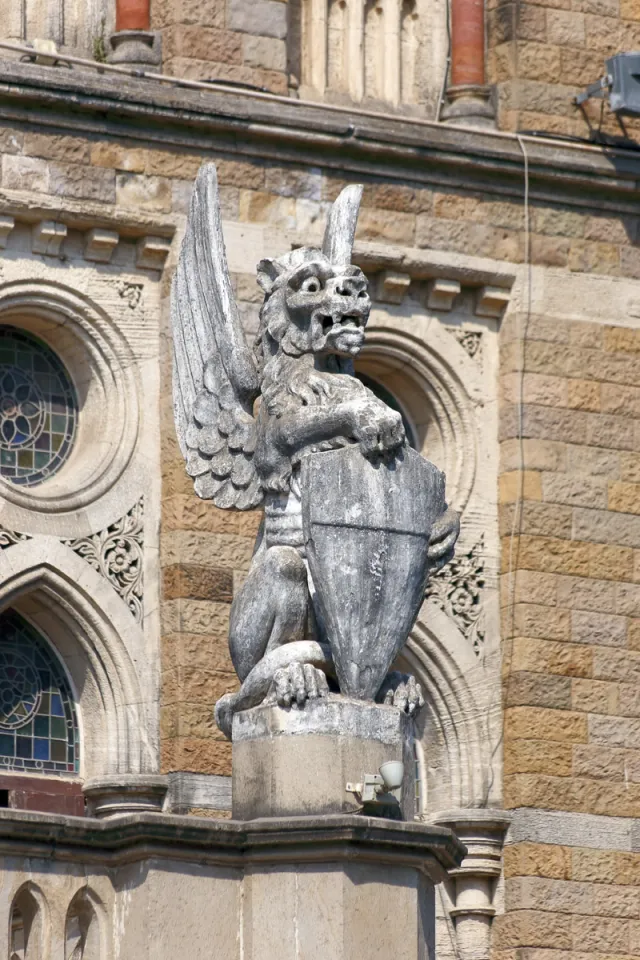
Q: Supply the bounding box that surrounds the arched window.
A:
[65,890,101,960]
[9,886,44,960]
[0,610,79,775]
[0,326,78,487]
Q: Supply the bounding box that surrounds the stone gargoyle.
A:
[171,164,460,739]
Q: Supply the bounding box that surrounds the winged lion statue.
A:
[171,164,460,739]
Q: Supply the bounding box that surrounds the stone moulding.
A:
[0,281,140,516]
[0,60,637,213]
[0,809,466,875]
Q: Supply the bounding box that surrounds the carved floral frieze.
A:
[425,535,486,654]
[62,499,144,623]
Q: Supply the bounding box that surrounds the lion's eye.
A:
[301,276,322,293]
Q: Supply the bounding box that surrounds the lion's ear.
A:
[256,258,284,294]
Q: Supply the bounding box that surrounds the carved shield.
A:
[301,445,446,700]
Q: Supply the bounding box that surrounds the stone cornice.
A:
[0,809,465,876]
[2,60,640,214]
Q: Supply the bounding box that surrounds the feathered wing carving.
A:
[171,163,264,509]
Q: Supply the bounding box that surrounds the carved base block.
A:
[108,30,162,71]
[440,85,496,130]
[232,696,415,820]
[83,774,168,818]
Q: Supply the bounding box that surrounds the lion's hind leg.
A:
[229,544,309,683]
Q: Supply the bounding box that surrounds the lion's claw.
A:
[378,672,424,717]
[270,662,330,708]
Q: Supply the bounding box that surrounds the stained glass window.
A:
[0,610,79,774]
[0,326,77,487]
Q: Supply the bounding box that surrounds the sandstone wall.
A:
[487,0,640,136]
[151,0,290,94]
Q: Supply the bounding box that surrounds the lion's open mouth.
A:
[319,314,365,335]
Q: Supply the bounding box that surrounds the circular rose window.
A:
[0,326,77,487]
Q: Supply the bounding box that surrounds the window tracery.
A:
[0,327,77,488]
[0,610,79,775]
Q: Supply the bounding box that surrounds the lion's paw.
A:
[378,672,424,717]
[269,661,330,708]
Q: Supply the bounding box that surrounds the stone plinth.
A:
[232,696,415,820]
[0,809,465,960]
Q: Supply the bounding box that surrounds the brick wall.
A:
[151,0,290,94]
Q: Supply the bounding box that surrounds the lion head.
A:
[253,247,371,367]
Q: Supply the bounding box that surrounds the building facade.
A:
[0,0,639,957]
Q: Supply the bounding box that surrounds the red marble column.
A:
[442,0,494,127]
[450,0,485,87]
[115,0,151,32]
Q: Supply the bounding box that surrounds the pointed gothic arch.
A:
[0,538,156,779]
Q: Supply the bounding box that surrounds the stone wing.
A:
[171,163,263,509]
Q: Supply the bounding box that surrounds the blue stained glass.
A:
[33,739,49,761]
[0,326,77,487]
[0,610,79,774]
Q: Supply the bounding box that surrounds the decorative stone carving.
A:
[117,280,143,309]
[376,270,411,304]
[84,228,119,263]
[83,774,167,818]
[446,327,483,359]
[0,216,15,249]
[425,535,485,653]
[171,163,460,740]
[62,499,144,622]
[427,278,461,311]
[0,526,32,549]
[136,235,171,271]
[32,220,67,256]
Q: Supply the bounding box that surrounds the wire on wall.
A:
[435,0,452,122]
[484,133,532,805]
[505,133,532,694]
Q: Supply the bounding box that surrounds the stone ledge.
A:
[1,60,640,213]
[0,809,465,876]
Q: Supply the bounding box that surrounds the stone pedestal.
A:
[240,817,464,960]
[0,809,465,960]
[232,696,415,820]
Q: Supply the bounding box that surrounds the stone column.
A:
[441,0,495,128]
[108,0,161,71]
[431,809,511,960]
